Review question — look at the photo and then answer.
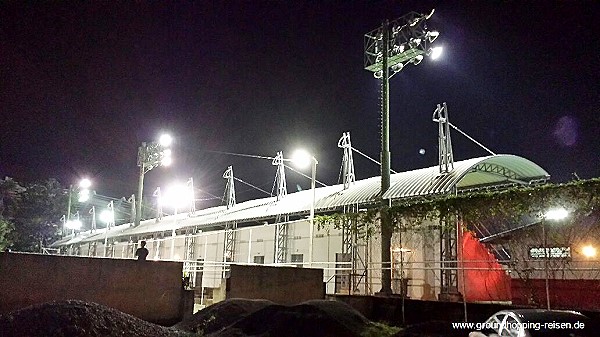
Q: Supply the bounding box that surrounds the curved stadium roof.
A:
[54,154,549,245]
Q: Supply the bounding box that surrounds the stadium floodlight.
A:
[135,134,174,227]
[430,46,443,60]
[364,9,440,295]
[426,30,439,42]
[159,134,173,147]
[291,149,312,169]
[162,182,193,210]
[79,178,91,189]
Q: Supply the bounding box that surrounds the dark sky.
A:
[1,1,599,207]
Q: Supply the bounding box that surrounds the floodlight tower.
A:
[135,134,172,227]
[364,9,440,294]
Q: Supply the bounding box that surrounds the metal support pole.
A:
[67,185,73,220]
[171,229,176,260]
[308,157,317,267]
[135,153,145,228]
[543,220,551,310]
[400,250,405,324]
[65,185,73,237]
[380,19,393,295]
[248,228,253,264]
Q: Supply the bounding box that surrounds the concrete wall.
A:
[0,252,189,325]
[511,278,600,311]
[227,264,324,304]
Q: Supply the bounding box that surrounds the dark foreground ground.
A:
[0,299,472,337]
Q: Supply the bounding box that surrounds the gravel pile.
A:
[0,300,191,337]
[0,298,399,337]
[174,298,274,334]
[201,299,376,337]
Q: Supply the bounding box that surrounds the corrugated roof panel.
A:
[383,155,549,199]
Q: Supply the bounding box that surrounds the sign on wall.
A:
[529,246,571,259]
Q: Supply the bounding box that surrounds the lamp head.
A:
[292,149,312,169]
[430,46,443,60]
[582,245,597,258]
[79,178,92,189]
[161,149,172,166]
[545,207,569,221]
[159,134,172,147]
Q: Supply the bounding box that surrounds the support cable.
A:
[448,122,496,156]
[351,146,398,173]
[233,177,272,196]
[283,164,328,187]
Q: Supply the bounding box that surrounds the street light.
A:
[542,207,569,310]
[364,9,440,294]
[292,149,318,267]
[135,134,173,227]
[582,245,597,258]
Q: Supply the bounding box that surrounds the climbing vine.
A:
[315,178,600,237]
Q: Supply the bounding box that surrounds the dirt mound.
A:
[0,300,190,337]
[207,299,374,337]
[174,298,274,334]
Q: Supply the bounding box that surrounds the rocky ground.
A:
[0,299,472,337]
[0,300,189,337]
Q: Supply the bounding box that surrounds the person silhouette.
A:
[135,240,149,261]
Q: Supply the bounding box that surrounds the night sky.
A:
[1,1,599,207]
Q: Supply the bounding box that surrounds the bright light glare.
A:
[79,178,92,189]
[161,155,172,166]
[162,183,192,208]
[78,189,90,202]
[582,245,597,258]
[159,134,172,147]
[544,207,569,221]
[430,46,443,60]
[99,210,114,223]
[292,149,312,169]
[161,149,173,166]
[65,219,82,230]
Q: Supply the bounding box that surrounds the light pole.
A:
[542,207,569,310]
[292,149,318,267]
[364,9,440,294]
[64,178,92,237]
[135,134,172,227]
[100,201,115,257]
